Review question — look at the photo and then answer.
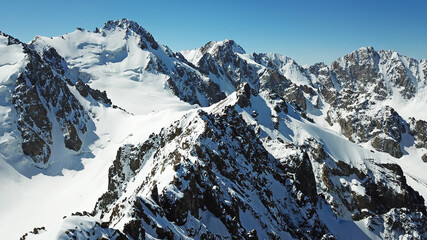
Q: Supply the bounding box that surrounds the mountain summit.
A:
[102,18,147,31]
[101,18,159,50]
[0,19,426,240]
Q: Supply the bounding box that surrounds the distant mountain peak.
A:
[0,31,22,46]
[102,18,145,32]
[100,18,159,50]
[357,46,375,52]
[348,46,378,59]
[201,39,245,55]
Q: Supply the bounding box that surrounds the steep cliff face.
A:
[315,47,427,158]
[13,46,89,165]
[328,46,424,100]
[0,31,115,172]
[251,46,427,160]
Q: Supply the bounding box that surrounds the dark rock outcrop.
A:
[75,80,112,105]
[409,118,427,149]
[371,137,403,158]
[11,42,89,164]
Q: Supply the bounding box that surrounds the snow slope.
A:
[0,33,28,172]
[33,26,191,115]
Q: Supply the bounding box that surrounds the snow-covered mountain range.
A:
[0,19,426,239]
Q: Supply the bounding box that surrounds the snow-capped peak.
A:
[0,31,23,46]
[179,39,246,72]
[101,18,146,33]
[260,52,294,64]
[335,46,378,67]
[98,18,159,50]
[357,46,375,53]
[201,39,246,55]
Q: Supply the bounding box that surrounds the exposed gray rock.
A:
[63,120,82,151]
[409,118,427,149]
[13,75,52,163]
[371,137,403,158]
[75,80,112,105]
[103,19,158,50]
[197,39,259,88]
[365,208,427,239]
[319,157,424,221]
[259,68,292,96]
[330,47,380,94]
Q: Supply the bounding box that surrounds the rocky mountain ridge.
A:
[0,19,425,239]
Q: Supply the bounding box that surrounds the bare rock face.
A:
[103,19,158,50]
[365,208,427,239]
[123,219,146,240]
[364,163,425,214]
[284,83,307,111]
[329,104,408,158]
[258,68,291,95]
[166,73,226,107]
[330,47,381,94]
[279,150,318,205]
[13,75,52,163]
[304,47,426,160]
[329,47,418,100]
[409,118,427,149]
[318,154,424,222]
[371,137,403,158]
[9,39,90,164]
[198,40,259,88]
[144,48,226,107]
[20,129,51,164]
[75,80,112,105]
[236,82,253,108]
[63,120,82,151]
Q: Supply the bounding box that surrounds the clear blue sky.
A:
[1,0,426,65]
